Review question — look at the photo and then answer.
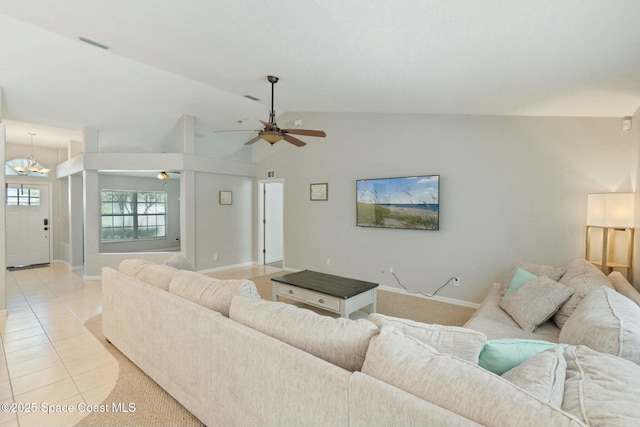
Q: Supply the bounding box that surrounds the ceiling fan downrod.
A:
[268,75,279,127]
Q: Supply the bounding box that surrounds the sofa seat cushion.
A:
[499,276,575,332]
[501,346,566,408]
[553,259,613,329]
[368,313,486,363]
[169,270,260,317]
[559,286,640,364]
[563,345,640,427]
[118,259,178,291]
[229,297,379,372]
[361,326,583,427]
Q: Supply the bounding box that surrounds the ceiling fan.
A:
[243,76,326,147]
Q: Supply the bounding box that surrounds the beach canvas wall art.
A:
[356,175,439,230]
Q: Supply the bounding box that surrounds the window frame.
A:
[100,189,168,243]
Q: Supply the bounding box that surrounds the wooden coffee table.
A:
[271,270,378,318]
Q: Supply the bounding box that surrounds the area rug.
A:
[76,315,204,427]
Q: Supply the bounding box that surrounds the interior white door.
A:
[264,182,283,265]
[6,183,51,267]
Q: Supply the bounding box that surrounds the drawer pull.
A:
[319,298,324,303]
[288,290,294,294]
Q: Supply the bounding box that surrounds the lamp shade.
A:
[587,193,636,228]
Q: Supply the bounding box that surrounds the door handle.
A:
[44,218,49,226]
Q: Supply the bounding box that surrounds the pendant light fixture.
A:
[157,171,170,180]
[12,133,51,175]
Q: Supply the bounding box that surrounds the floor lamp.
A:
[585,193,635,280]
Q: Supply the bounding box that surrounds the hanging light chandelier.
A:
[12,133,51,175]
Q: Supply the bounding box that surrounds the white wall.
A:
[254,113,638,303]
[194,172,253,271]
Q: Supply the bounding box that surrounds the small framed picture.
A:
[219,190,232,205]
[310,183,328,201]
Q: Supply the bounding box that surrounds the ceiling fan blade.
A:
[244,135,262,145]
[213,129,260,133]
[281,128,326,137]
[260,120,277,131]
[283,134,307,147]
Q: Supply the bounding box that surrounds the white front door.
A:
[6,183,51,267]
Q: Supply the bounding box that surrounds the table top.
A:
[271,270,378,299]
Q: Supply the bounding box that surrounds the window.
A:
[6,185,41,206]
[101,190,167,241]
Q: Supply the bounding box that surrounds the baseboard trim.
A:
[53,259,84,271]
[198,262,254,275]
[378,285,479,309]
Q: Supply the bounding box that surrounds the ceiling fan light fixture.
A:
[157,171,170,180]
[259,131,284,145]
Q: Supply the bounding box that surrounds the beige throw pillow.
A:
[559,286,640,364]
[501,346,566,408]
[368,313,486,363]
[499,276,574,332]
[361,326,583,427]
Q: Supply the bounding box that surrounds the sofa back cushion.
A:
[169,270,260,317]
[368,313,486,363]
[229,297,379,372]
[559,286,640,364]
[608,271,640,307]
[361,326,583,427]
[553,259,613,328]
[563,345,640,426]
[118,259,178,291]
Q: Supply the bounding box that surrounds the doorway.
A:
[259,180,284,268]
[6,183,52,268]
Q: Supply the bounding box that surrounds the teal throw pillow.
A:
[503,267,537,299]
[478,339,562,375]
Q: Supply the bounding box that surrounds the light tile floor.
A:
[0,263,118,427]
[0,262,282,427]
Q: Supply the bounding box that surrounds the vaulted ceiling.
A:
[1,1,640,158]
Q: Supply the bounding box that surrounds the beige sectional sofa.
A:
[102,259,640,427]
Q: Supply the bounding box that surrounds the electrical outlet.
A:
[213,253,218,261]
[389,267,394,273]
[453,276,460,286]
[326,258,331,265]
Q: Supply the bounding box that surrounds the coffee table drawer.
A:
[278,284,305,300]
[305,290,340,312]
